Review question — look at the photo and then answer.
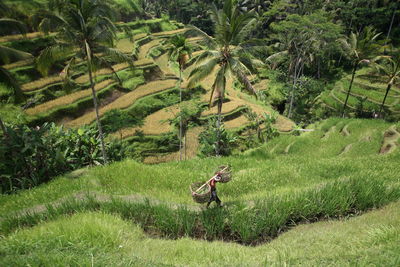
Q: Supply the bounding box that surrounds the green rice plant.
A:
[200,207,229,240]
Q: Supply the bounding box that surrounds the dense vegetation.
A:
[1,118,400,265]
[0,0,399,265]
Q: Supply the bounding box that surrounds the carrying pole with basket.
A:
[189,165,232,204]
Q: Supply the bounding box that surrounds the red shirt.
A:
[210,173,221,190]
[210,178,216,189]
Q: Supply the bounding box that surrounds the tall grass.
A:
[2,175,398,245]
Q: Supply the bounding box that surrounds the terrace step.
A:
[26,79,117,116]
[65,79,177,127]
[379,126,400,154]
[143,126,204,164]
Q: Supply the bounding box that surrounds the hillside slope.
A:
[1,118,399,265]
[1,18,293,162]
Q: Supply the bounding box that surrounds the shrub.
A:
[0,122,123,193]
[199,118,238,157]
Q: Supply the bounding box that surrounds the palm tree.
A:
[374,52,400,118]
[164,34,192,160]
[0,18,31,104]
[339,26,383,117]
[36,0,132,164]
[187,0,260,156]
[0,17,31,136]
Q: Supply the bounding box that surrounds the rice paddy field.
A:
[1,118,399,266]
[1,17,295,162]
[318,68,400,117]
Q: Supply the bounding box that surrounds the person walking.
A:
[206,171,223,208]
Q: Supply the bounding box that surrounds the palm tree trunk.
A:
[379,83,392,117]
[385,6,397,44]
[288,58,300,118]
[216,98,223,157]
[87,60,108,164]
[342,63,358,118]
[179,68,183,161]
[0,117,7,137]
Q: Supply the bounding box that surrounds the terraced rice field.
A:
[254,79,269,91]
[201,100,246,116]
[138,39,163,59]
[3,58,34,70]
[26,79,117,115]
[75,59,153,84]
[319,69,400,116]
[22,76,63,92]
[65,79,177,127]
[0,31,53,43]
[116,104,180,138]
[154,53,177,77]
[224,115,250,129]
[152,28,186,37]
[3,25,293,162]
[115,38,135,54]
[143,126,204,163]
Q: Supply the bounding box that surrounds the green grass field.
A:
[1,118,399,266]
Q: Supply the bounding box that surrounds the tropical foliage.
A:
[36,0,133,164]
[0,122,123,193]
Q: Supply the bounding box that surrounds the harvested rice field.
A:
[138,39,163,59]
[22,76,63,92]
[26,79,117,115]
[224,114,249,129]
[116,104,180,138]
[143,126,204,163]
[65,79,177,127]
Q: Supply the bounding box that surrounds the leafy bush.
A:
[0,122,123,193]
[199,118,237,157]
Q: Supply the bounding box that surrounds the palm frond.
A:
[97,46,134,66]
[191,50,220,66]
[209,63,227,106]
[0,18,27,36]
[36,43,73,76]
[228,57,257,96]
[188,57,220,89]
[0,45,32,65]
[184,25,217,49]
[0,66,24,102]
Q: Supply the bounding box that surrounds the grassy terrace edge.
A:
[1,175,398,245]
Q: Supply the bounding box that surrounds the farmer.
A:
[206,171,223,208]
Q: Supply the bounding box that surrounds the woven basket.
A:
[190,181,211,203]
[216,165,232,183]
